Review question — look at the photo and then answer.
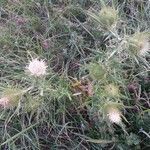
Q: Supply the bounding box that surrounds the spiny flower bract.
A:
[98,6,118,29]
[104,84,120,98]
[87,62,106,80]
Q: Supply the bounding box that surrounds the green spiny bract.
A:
[87,62,107,80]
[24,96,41,112]
[98,6,118,29]
[104,84,120,98]
[88,6,118,30]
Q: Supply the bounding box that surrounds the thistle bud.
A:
[87,63,106,80]
[128,32,150,56]
[0,88,22,108]
[98,6,118,29]
[104,84,120,98]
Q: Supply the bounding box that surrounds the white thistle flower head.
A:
[107,107,121,124]
[0,97,10,108]
[26,58,47,77]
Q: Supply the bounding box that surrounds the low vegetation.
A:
[0,0,149,149]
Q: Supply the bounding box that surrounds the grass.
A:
[0,0,150,149]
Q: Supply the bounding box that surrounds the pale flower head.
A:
[139,40,150,56]
[128,32,150,57]
[0,97,10,108]
[107,108,121,124]
[26,58,47,77]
